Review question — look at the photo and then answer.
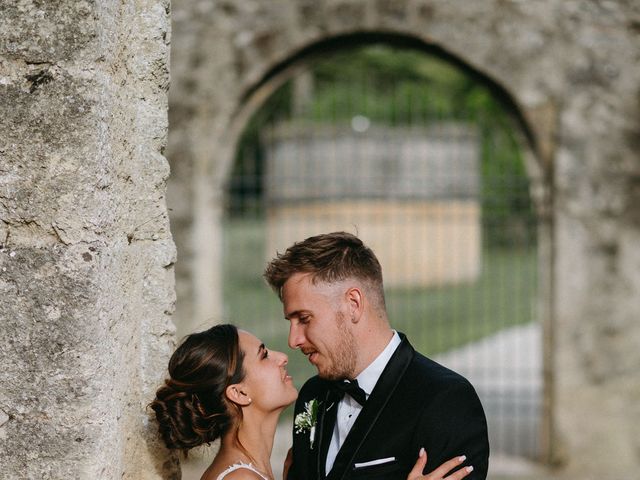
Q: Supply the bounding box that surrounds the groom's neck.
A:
[350,322,394,379]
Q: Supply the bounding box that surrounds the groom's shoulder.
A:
[404,343,472,389]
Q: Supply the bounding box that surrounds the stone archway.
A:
[168,0,553,349]
[167,2,640,479]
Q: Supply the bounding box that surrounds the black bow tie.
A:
[330,379,367,406]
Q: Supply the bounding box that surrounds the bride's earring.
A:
[240,390,252,405]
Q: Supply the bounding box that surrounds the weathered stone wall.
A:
[168,1,640,478]
[0,1,177,478]
[264,124,481,288]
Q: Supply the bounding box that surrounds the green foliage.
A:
[309,45,477,122]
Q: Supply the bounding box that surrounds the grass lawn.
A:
[222,217,538,399]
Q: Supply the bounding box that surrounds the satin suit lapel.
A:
[327,335,414,480]
[314,389,339,479]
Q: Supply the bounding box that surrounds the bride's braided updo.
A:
[150,324,246,453]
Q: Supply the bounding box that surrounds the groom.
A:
[264,232,489,480]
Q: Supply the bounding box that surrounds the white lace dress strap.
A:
[216,462,269,480]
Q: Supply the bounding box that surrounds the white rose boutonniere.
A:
[294,399,320,449]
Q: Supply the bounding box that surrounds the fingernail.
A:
[466,466,474,473]
[458,455,467,462]
[419,447,425,457]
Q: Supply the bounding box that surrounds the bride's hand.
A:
[407,448,473,480]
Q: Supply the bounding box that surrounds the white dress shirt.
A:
[325,331,402,473]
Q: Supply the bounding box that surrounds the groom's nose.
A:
[288,323,305,350]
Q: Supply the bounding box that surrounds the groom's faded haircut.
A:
[263,231,386,308]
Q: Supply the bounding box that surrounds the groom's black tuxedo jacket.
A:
[287,333,489,480]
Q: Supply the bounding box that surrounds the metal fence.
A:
[221,45,540,472]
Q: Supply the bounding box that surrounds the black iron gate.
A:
[223,45,540,472]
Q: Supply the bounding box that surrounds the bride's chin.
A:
[275,393,298,410]
[285,390,299,405]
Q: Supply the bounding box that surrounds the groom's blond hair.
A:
[263,231,386,309]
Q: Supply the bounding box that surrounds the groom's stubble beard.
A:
[317,310,357,381]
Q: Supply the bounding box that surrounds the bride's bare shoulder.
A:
[201,463,266,480]
[219,470,265,480]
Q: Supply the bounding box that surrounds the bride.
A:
[150,324,473,480]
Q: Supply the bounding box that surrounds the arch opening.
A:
[212,38,549,479]
[173,31,553,479]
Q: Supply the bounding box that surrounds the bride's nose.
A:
[276,351,288,366]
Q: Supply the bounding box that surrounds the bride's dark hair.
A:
[150,324,246,453]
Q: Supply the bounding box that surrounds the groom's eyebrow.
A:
[284,310,302,320]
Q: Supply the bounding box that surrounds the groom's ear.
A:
[345,286,364,323]
[225,384,252,406]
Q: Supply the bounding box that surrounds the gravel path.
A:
[435,322,543,475]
